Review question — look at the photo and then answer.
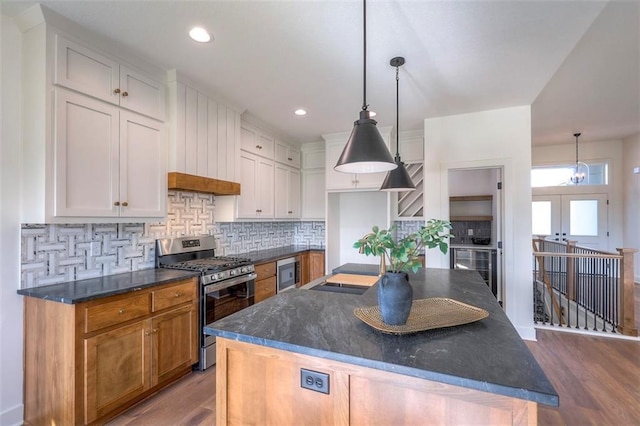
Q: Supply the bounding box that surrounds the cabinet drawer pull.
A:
[122,201,128,207]
[122,91,129,97]
[174,293,182,298]
[118,309,125,314]
[114,88,121,94]
[288,211,293,214]
[288,157,293,161]
[114,201,120,206]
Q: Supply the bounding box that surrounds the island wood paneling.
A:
[215,337,536,426]
[107,327,640,426]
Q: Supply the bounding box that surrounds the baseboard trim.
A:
[0,403,23,426]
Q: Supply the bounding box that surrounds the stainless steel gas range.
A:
[156,236,256,370]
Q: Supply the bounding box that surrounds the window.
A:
[531,162,608,188]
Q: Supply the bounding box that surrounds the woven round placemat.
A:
[353,297,489,335]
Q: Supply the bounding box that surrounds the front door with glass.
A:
[532,194,608,250]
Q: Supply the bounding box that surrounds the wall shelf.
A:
[450,215,493,222]
[450,195,493,202]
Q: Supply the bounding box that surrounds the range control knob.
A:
[230,269,237,276]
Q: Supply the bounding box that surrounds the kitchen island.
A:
[205,266,557,425]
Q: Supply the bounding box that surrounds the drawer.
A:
[255,277,276,303]
[255,262,276,280]
[85,293,150,333]
[152,280,197,312]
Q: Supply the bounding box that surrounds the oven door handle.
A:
[204,273,257,294]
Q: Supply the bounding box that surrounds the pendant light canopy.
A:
[381,57,416,192]
[569,132,589,185]
[334,0,396,174]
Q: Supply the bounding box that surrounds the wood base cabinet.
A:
[24,278,198,426]
[254,262,277,303]
[216,338,537,426]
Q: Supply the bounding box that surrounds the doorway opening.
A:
[448,167,504,306]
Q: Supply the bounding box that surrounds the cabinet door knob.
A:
[114,201,120,206]
[175,293,182,298]
[114,88,121,94]
[118,309,125,314]
[153,328,158,334]
[122,91,128,97]
[122,202,128,207]
[145,330,151,336]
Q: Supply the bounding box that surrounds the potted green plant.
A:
[354,219,452,325]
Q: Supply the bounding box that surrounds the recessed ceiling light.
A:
[294,109,307,116]
[189,27,213,43]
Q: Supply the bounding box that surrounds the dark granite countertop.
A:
[205,266,558,407]
[332,263,379,276]
[239,245,324,265]
[17,269,199,304]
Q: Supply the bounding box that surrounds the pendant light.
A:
[380,57,416,192]
[334,0,397,174]
[569,132,589,185]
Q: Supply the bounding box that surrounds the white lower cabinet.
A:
[54,90,166,218]
[275,164,301,219]
[237,151,274,218]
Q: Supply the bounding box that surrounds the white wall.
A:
[0,14,25,426]
[326,191,389,272]
[532,139,625,251]
[622,133,640,282]
[424,106,535,339]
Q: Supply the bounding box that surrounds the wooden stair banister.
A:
[616,248,638,337]
[532,239,564,325]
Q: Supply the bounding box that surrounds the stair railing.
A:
[532,237,637,337]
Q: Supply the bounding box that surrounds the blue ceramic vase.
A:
[378,271,413,325]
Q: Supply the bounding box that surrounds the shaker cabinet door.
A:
[119,111,166,217]
[84,320,150,424]
[54,34,120,106]
[54,90,119,217]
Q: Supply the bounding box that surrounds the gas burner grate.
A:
[160,256,252,272]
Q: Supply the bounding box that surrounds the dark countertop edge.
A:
[206,328,559,407]
[242,245,325,265]
[17,270,200,304]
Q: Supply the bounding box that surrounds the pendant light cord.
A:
[395,64,400,156]
[362,0,368,111]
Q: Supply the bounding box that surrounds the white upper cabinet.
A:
[236,151,274,219]
[54,34,165,121]
[300,142,326,220]
[275,164,301,219]
[275,140,301,168]
[19,11,168,223]
[240,125,274,159]
[167,74,240,183]
[54,91,166,218]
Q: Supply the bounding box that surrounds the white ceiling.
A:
[2,1,638,147]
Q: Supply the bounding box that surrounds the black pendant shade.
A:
[334,0,396,174]
[380,56,416,192]
[335,111,397,174]
[381,155,416,191]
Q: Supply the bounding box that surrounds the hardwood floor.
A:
[108,325,640,425]
[105,368,216,426]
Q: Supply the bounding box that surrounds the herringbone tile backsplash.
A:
[21,191,325,288]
